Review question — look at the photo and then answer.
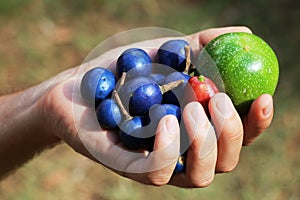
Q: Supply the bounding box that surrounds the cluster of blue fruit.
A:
[80,40,195,173]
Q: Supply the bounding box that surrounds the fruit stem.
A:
[183,45,191,74]
[198,75,205,82]
[185,45,191,69]
[113,90,132,121]
[116,72,126,92]
[159,79,184,94]
[112,72,132,121]
[183,45,196,75]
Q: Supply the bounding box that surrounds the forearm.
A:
[0,86,61,179]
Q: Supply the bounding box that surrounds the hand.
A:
[36,26,274,188]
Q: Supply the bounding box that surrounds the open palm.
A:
[38,26,274,188]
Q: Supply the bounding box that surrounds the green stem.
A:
[198,75,205,82]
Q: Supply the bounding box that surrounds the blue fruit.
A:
[147,104,181,143]
[80,67,116,107]
[119,116,153,150]
[157,40,193,72]
[173,155,185,173]
[132,104,181,151]
[150,73,165,85]
[120,77,162,116]
[148,104,181,126]
[116,48,152,79]
[96,98,122,129]
[162,72,190,106]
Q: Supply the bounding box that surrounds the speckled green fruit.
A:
[197,32,279,114]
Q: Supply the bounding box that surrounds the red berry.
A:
[187,75,219,114]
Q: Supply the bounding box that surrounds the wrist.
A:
[0,89,60,178]
[26,67,78,142]
[0,88,61,144]
[0,67,77,179]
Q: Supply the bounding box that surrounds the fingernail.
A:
[215,94,234,118]
[262,99,273,117]
[190,103,206,127]
[164,116,178,140]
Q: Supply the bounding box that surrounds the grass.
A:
[0,0,299,199]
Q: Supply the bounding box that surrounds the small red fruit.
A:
[187,75,219,114]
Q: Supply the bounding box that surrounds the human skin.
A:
[0,26,274,188]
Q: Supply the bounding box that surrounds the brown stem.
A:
[112,72,132,121]
[159,79,184,94]
[113,90,132,121]
[116,72,126,92]
[184,45,196,75]
[184,45,191,73]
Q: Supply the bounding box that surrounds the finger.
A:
[190,26,252,47]
[209,93,243,173]
[123,115,180,186]
[243,94,274,145]
[169,102,217,188]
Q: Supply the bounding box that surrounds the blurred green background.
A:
[0,0,299,199]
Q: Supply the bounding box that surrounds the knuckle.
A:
[199,139,217,160]
[217,161,238,173]
[191,174,214,188]
[223,115,244,142]
[230,127,244,144]
[243,137,255,146]
[147,173,170,186]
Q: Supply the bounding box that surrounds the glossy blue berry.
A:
[80,67,116,107]
[96,98,122,129]
[162,72,190,106]
[116,48,152,79]
[173,155,185,173]
[119,116,153,150]
[120,77,162,116]
[133,104,181,150]
[148,104,181,126]
[157,40,193,72]
[150,73,165,85]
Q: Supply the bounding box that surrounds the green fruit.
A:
[196,32,279,115]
